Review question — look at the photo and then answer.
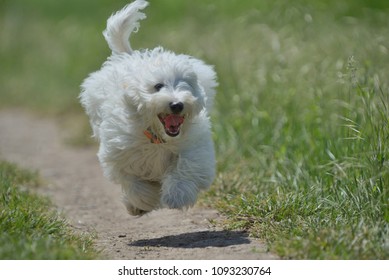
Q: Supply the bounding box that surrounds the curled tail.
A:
[103,0,149,54]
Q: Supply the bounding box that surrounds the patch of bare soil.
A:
[0,110,277,259]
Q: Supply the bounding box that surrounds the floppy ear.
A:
[190,58,218,112]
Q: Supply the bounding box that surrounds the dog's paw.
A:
[125,204,150,216]
[161,181,198,209]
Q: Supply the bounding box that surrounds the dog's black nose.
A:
[169,102,184,114]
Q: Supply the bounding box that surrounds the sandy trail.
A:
[0,110,276,259]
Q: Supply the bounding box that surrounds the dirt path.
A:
[0,110,276,259]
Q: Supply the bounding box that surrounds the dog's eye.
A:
[154,83,165,92]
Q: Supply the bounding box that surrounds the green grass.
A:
[1,0,389,259]
[0,161,97,259]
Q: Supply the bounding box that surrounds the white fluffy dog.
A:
[80,0,217,216]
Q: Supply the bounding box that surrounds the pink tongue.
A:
[164,114,184,129]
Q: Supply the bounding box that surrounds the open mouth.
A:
[158,113,185,137]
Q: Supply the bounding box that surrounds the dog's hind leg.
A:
[120,176,160,216]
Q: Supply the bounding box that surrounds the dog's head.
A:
[121,47,217,141]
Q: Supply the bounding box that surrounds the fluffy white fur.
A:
[80,0,218,216]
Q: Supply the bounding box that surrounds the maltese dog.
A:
[80,0,218,216]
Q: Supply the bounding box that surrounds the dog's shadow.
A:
[128,230,250,248]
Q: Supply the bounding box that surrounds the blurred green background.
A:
[1,0,388,115]
[1,0,388,258]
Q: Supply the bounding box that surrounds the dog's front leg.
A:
[121,175,161,216]
[161,137,215,209]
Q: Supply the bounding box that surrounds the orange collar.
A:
[143,127,165,144]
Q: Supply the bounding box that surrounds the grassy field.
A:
[0,161,97,259]
[1,0,388,259]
